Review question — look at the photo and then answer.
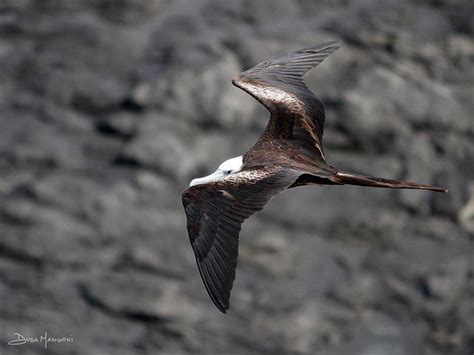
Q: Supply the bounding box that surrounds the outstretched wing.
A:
[232,41,340,161]
[182,168,299,313]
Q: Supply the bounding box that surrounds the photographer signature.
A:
[8,332,74,349]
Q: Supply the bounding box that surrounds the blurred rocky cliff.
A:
[0,0,473,354]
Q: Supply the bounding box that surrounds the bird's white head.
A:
[190,155,243,187]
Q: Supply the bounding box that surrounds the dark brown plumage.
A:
[182,41,447,313]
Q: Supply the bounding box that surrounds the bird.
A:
[182,41,447,313]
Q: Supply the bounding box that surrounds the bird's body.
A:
[182,41,447,313]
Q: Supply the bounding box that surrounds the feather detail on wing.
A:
[232,41,340,161]
[182,168,299,313]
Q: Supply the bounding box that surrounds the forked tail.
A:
[332,172,447,193]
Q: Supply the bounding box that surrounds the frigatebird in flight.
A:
[182,41,447,313]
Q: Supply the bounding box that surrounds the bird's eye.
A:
[224,170,232,175]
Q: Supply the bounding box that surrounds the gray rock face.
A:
[0,1,473,354]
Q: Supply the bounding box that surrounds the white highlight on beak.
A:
[190,170,223,187]
[189,155,243,187]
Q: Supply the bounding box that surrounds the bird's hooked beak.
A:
[189,170,223,187]
[190,155,243,187]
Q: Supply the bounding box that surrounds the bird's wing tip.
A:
[303,40,341,52]
[213,298,229,314]
[322,40,341,47]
